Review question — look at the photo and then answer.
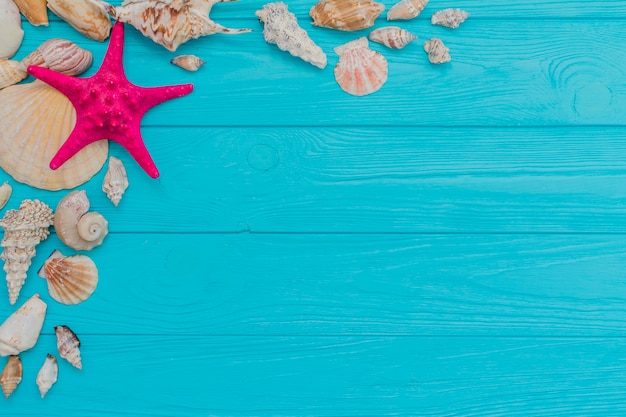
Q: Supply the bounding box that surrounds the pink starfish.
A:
[28,22,193,178]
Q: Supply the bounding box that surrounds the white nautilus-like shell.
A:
[54,190,108,251]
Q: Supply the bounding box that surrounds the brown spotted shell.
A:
[309,0,384,31]
[38,250,98,305]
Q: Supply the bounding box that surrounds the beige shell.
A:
[54,190,108,251]
[387,0,428,20]
[309,0,384,31]
[170,54,206,72]
[0,182,12,211]
[0,81,108,191]
[38,250,98,305]
[55,325,82,370]
[36,354,58,398]
[0,60,27,90]
[334,37,388,97]
[424,37,450,64]
[257,2,327,69]
[0,295,47,356]
[431,8,469,28]
[0,201,54,305]
[368,26,417,49]
[0,356,22,399]
[102,156,129,206]
[19,38,94,76]
[105,0,252,52]
[13,0,49,26]
[46,0,112,41]
[0,0,24,60]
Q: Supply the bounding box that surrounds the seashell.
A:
[333,37,388,96]
[55,325,82,370]
[13,0,49,26]
[0,295,47,356]
[38,250,98,305]
[0,0,24,60]
[368,26,417,49]
[0,356,22,398]
[36,354,58,398]
[19,38,94,76]
[170,54,206,72]
[46,0,113,41]
[387,0,428,20]
[54,190,108,251]
[0,80,108,190]
[0,201,54,304]
[431,8,469,29]
[0,60,27,90]
[102,156,129,206]
[257,2,327,69]
[105,0,252,52]
[309,0,384,31]
[0,182,12,211]
[424,37,450,64]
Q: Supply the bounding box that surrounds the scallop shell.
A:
[170,54,206,72]
[309,0,384,31]
[38,250,98,305]
[0,182,12,211]
[55,190,108,251]
[424,37,450,64]
[0,60,26,90]
[0,81,108,191]
[102,156,129,206]
[387,0,428,20]
[334,37,388,96]
[105,0,252,52]
[368,26,417,49]
[0,356,22,399]
[431,8,469,29]
[0,295,47,356]
[0,0,24,60]
[257,2,327,69]
[55,325,82,370]
[36,354,58,398]
[0,200,54,305]
[19,38,94,76]
[13,0,49,26]
[46,0,112,41]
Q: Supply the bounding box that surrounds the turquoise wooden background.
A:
[2,0,626,415]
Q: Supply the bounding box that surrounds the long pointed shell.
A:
[38,250,98,305]
[55,325,82,370]
[19,38,94,76]
[0,295,47,355]
[0,60,26,90]
[431,8,469,28]
[424,38,450,64]
[334,37,388,96]
[257,2,327,69]
[0,356,22,398]
[0,80,108,190]
[102,156,129,206]
[0,182,11,211]
[309,0,384,31]
[368,26,417,49]
[387,0,428,20]
[46,0,112,41]
[170,54,205,72]
[0,0,24,60]
[13,0,49,26]
[54,191,108,251]
[36,354,58,398]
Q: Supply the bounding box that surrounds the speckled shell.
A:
[309,0,384,31]
[47,0,113,41]
[38,250,98,305]
[0,0,24,60]
[0,182,11,211]
[106,0,252,52]
[0,201,54,305]
[431,8,469,28]
[102,157,129,206]
[170,54,206,72]
[424,37,450,64]
[36,354,58,398]
[368,26,417,49]
[0,60,26,90]
[334,37,388,96]
[19,38,94,76]
[387,0,428,20]
[257,2,327,69]
[13,0,48,26]
[54,191,108,251]
[55,325,82,370]
[0,356,21,399]
[0,295,47,356]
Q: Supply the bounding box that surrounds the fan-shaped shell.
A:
[36,354,58,398]
[309,0,384,31]
[54,190,108,251]
[170,54,206,72]
[431,8,469,28]
[387,0,428,20]
[0,0,24,60]
[13,0,48,26]
[368,26,417,49]
[0,356,21,399]
[424,37,450,64]
[0,60,26,90]
[46,0,112,41]
[55,325,82,370]
[38,250,98,305]
[19,38,94,76]
[334,37,388,96]
[0,81,108,191]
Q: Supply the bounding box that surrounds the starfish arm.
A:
[138,83,194,111]
[113,131,160,178]
[27,66,83,98]
[49,127,101,170]
[99,21,126,76]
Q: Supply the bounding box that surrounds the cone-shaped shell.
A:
[36,354,58,398]
[0,295,47,356]
[368,26,417,49]
[334,37,388,96]
[0,356,22,398]
[46,0,113,41]
[431,8,469,28]
[0,182,11,211]
[0,60,27,90]
[54,191,108,251]
[0,80,108,190]
[19,38,93,76]
[55,325,82,370]
[0,0,24,60]
[102,156,129,206]
[387,0,428,20]
[13,0,48,26]
[170,54,206,72]
[424,37,450,64]
[38,250,98,305]
[309,0,384,31]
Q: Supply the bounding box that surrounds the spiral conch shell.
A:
[105,0,252,52]
[368,26,417,49]
[46,0,113,41]
[54,191,108,251]
[387,0,428,20]
[102,156,129,206]
[334,37,388,96]
[257,2,327,69]
[0,0,24,60]
[38,250,98,305]
[309,0,384,31]
[36,354,58,398]
[171,54,206,72]
[424,38,450,64]
[0,295,47,356]
[0,200,54,305]
[55,325,82,370]
[0,356,22,399]
[431,8,469,29]
[13,0,48,26]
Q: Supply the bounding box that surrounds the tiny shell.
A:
[0,295,47,356]
[46,0,113,41]
[19,38,94,76]
[103,156,129,206]
[171,55,206,72]
[0,0,24,60]
[0,182,12,210]
[368,26,417,49]
[36,354,58,398]
[38,250,98,305]
[424,37,450,64]
[55,191,108,251]
[334,37,388,96]
[13,0,49,26]
[387,0,428,21]
[431,8,469,29]
[310,0,384,31]
[0,356,22,399]
[55,325,82,370]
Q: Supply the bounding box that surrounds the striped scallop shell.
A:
[0,60,27,90]
[309,0,384,31]
[38,250,98,305]
[334,37,388,96]
[368,26,417,49]
[431,8,469,28]
[387,0,428,20]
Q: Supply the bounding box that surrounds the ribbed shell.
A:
[170,54,206,72]
[431,8,469,28]
[368,26,417,49]
[424,38,450,64]
[55,325,82,370]
[36,354,58,398]
[333,37,388,96]
[0,60,26,90]
[46,0,112,41]
[0,356,21,399]
[0,0,24,60]
[387,0,427,20]
[309,0,384,31]
[19,38,93,75]
[39,250,98,305]
[13,0,48,26]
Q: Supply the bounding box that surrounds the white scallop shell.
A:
[54,190,108,251]
[0,0,24,60]
[333,37,388,96]
[431,8,469,28]
[368,26,417,49]
[387,0,428,20]
[36,354,58,398]
[38,250,98,305]
[55,325,82,370]
[171,54,206,72]
[46,0,112,41]
[103,156,129,206]
[0,295,47,356]
[424,37,450,64]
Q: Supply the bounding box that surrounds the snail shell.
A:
[171,55,206,72]
[36,354,58,398]
[19,38,93,76]
[55,325,82,370]
[0,355,21,399]
[54,190,108,251]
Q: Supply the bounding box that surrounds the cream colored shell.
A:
[0,182,11,211]
[0,60,26,90]
[431,8,469,28]
[19,38,94,76]
[170,54,206,72]
[54,190,108,251]
[424,38,450,64]
[0,355,22,399]
[36,354,58,398]
[46,0,113,41]
[387,0,428,20]
[368,26,417,49]
[334,37,388,96]
[13,0,49,26]
[55,325,82,370]
[102,156,129,206]
[0,295,47,356]
[38,249,98,305]
[309,0,384,31]
[0,0,24,60]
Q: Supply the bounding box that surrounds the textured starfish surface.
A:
[27,21,194,178]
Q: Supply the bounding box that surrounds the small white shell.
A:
[387,0,428,20]
[46,0,112,41]
[0,0,24,60]
[54,190,108,251]
[334,37,388,97]
[55,325,82,370]
[368,26,417,49]
[38,250,98,305]
[0,295,47,356]
[431,8,469,29]
[102,156,129,206]
[0,355,21,399]
[36,354,58,398]
[0,182,12,211]
[170,55,206,72]
[424,38,450,64]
